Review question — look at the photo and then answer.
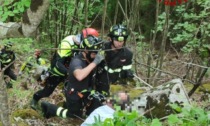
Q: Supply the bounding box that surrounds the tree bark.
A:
[0,61,15,126]
[156,5,170,86]
[113,0,119,25]
[84,0,89,27]
[0,71,10,126]
[0,0,50,39]
[101,0,108,39]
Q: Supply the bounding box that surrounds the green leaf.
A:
[13,10,19,14]
[168,114,182,125]
[170,104,182,112]
[8,12,14,16]
[151,119,162,126]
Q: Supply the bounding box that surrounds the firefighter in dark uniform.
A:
[40,35,105,118]
[0,42,17,88]
[30,28,99,110]
[95,24,134,96]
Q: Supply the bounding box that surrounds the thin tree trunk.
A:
[113,0,119,25]
[84,0,89,27]
[70,0,79,35]
[188,58,210,97]
[0,61,15,126]
[0,71,10,126]
[128,0,140,76]
[156,5,170,86]
[124,0,128,22]
[149,1,160,84]
[101,0,108,39]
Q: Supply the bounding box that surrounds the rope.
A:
[41,46,126,52]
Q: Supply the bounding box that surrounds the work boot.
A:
[41,101,58,118]
[30,99,38,110]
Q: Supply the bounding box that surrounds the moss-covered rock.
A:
[12,109,41,119]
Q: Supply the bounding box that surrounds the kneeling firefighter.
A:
[40,35,105,118]
[30,28,99,110]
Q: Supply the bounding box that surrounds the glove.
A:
[93,53,104,65]
[126,70,134,79]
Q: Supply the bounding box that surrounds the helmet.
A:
[82,28,99,38]
[108,24,128,41]
[80,35,103,51]
[34,49,41,57]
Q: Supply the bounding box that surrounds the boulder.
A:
[126,78,190,118]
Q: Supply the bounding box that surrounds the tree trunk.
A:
[0,61,15,126]
[0,71,10,126]
[101,0,108,39]
[0,0,50,39]
[70,0,80,35]
[148,1,160,84]
[84,0,89,27]
[113,0,119,25]
[156,5,170,86]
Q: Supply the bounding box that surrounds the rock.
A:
[126,78,190,118]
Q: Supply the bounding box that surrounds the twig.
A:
[73,114,85,121]
[133,74,153,88]
[135,61,196,85]
[141,107,155,116]
[175,59,209,69]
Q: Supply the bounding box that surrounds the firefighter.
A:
[30,28,99,110]
[0,42,17,88]
[19,49,48,86]
[19,49,46,75]
[95,24,134,96]
[40,35,104,118]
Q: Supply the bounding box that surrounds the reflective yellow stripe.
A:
[62,109,68,118]
[104,66,122,73]
[53,67,65,76]
[56,107,63,116]
[104,64,132,73]
[102,91,108,96]
[122,65,132,70]
[90,90,95,95]
[81,89,88,93]
[2,59,11,63]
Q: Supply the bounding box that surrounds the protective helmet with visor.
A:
[80,35,103,62]
[108,24,128,42]
[80,35,103,52]
[82,28,99,38]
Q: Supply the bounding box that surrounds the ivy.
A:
[154,0,210,56]
[0,0,31,22]
[91,103,210,125]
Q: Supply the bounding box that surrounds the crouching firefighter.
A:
[31,28,99,110]
[40,35,105,118]
[0,42,17,88]
[95,24,134,96]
